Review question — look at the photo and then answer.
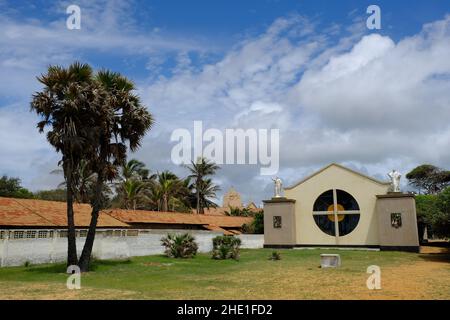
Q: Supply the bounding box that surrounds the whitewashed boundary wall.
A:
[0,229,264,267]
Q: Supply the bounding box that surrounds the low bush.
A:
[211,235,241,260]
[268,251,281,261]
[161,233,198,258]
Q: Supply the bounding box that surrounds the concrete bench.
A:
[320,254,341,268]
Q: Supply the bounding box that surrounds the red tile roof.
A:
[0,197,128,228]
[0,197,253,230]
[105,209,253,228]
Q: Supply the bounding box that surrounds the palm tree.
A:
[197,178,220,213]
[121,159,151,181]
[152,171,185,212]
[185,157,220,214]
[31,62,97,266]
[113,159,154,210]
[54,159,97,203]
[77,69,153,272]
[119,178,149,210]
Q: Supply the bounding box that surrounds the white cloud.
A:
[1,9,450,203]
[138,14,450,201]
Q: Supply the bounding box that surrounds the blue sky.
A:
[0,0,449,204]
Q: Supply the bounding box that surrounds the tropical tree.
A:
[119,178,149,210]
[415,194,439,241]
[31,62,98,266]
[120,159,151,181]
[434,187,450,238]
[196,178,220,213]
[225,206,252,217]
[152,171,186,212]
[406,164,450,194]
[0,176,34,199]
[113,159,154,210]
[53,159,97,203]
[185,157,220,214]
[77,69,153,271]
[34,189,67,202]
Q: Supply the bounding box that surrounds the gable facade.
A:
[284,163,390,246]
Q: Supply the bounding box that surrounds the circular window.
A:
[312,189,360,237]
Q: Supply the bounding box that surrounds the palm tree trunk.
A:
[77,206,99,272]
[196,182,200,214]
[162,194,168,212]
[78,172,103,272]
[66,165,78,266]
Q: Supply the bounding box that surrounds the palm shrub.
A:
[161,233,198,258]
[211,235,241,260]
[269,251,281,261]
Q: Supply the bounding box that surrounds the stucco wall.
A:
[376,195,420,249]
[0,230,264,267]
[285,165,390,246]
[263,199,296,245]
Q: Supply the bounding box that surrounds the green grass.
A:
[0,249,449,299]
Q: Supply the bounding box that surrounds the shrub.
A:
[211,235,241,260]
[268,251,281,261]
[161,233,198,258]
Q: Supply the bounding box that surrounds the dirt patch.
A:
[0,282,138,300]
[420,246,450,254]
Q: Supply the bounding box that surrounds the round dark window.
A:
[312,189,360,237]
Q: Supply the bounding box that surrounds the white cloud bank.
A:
[139,14,450,202]
[1,8,450,204]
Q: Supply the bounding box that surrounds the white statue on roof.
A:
[272,177,283,198]
[388,170,401,192]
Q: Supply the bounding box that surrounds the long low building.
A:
[0,197,254,235]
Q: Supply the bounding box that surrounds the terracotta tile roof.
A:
[0,197,253,230]
[0,197,54,227]
[0,197,128,228]
[105,209,254,228]
[202,224,235,235]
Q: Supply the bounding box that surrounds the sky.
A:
[0,0,449,206]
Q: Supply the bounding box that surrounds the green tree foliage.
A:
[415,194,439,241]
[433,187,450,237]
[415,190,450,238]
[0,176,34,199]
[252,211,264,234]
[406,164,450,194]
[185,157,220,214]
[34,189,67,202]
[113,159,154,210]
[76,69,153,272]
[150,171,189,212]
[31,62,154,271]
[161,233,198,258]
[225,207,252,217]
[31,62,100,266]
[242,211,264,234]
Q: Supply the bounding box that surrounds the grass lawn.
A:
[0,248,449,300]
